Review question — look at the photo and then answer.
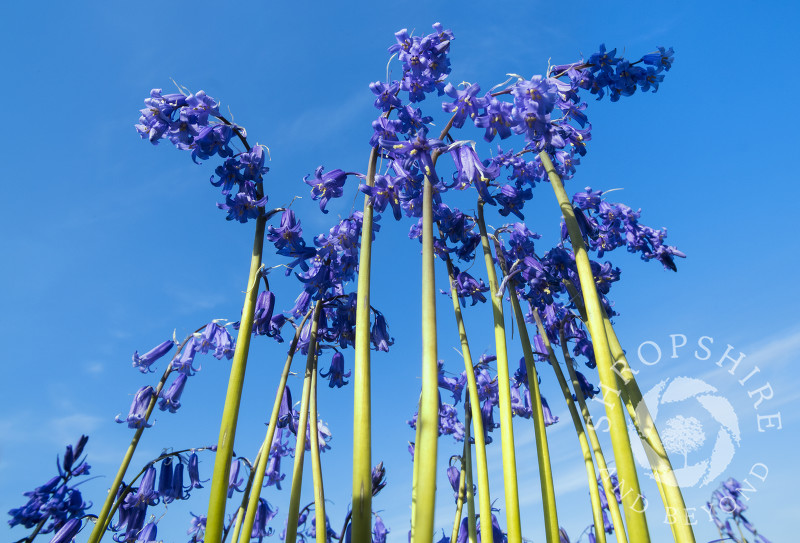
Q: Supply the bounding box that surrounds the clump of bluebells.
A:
[70,21,684,543]
[408,355,560,447]
[706,478,771,543]
[110,449,217,543]
[8,436,92,537]
[136,89,270,223]
[570,187,685,270]
[116,322,237,429]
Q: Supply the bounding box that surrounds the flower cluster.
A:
[410,356,561,446]
[707,478,771,543]
[388,23,454,103]
[8,436,92,537]
[111,450,210,542]
[136,89,270,223]
[571,187,686,270]
[118,323,237,428]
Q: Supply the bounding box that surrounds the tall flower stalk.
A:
[530,311,605,543]
[602,312,695,542]
[462,405,478,543]
[494,252,559,543]
[411,170,440,543]
[475,200,522,543]
[309,332,327,543]
[205,214,269,543]
[285,300,324,543]
[559,327,628,543]
[444,253,493,543]
[540,150,651,542]
[564,266,694,541]
[449,451,468,543]
[351,146,379,543]
[240,310,311,542]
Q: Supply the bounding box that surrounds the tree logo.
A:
[629,376,741,488]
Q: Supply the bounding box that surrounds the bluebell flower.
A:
[541,395,559,426]
[115,386,155,429]
[511,383,533,419]
[112,495,147,542]
[371,462,387,496]
[438,362,466,404]
[191,123,234,163]
[227,458,245,498]
[320,352,351,388]
[217,191,268,223]
[171,338,201,375]
[187,452,206,489]
[264,447,286,490]
[573,370,600,400]
[158,372,188,413]
[164,460,187,502]
[133,466,159,506]
[187,512,206,542]
[304,166,348,214]
[136,89,187,144]
[452,268,489,306]
[373,515,389,543]
[442,82,485,128]
[371,312,394,352]
[447,465,461,501]
[48,518,82,543]
[642,46,675,71]
[369,81,402,112]
[157,457,173,499]
[136,520,158,542]
[251,498,278,541]
[132,339,175,373]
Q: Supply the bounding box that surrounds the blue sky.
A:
[2,1,799,542]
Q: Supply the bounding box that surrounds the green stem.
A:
[309,336,326,543]
[337,510,353,543]
[540,151,650,542]
[602,313,696,542]
[494,244,560,543]
[205,215,268,543]
[449,452,467,543]
[412,170,439,543]
[463,405,478,543]
[530,311,604,543]
[228,506,246,543]
[226,449,264,543]
[240,310,311,543]
[443,254,493,543]
[22,517,47,543]
[475,201,522,543]
[565,274,695,542]
[352,147,378,543]
[558,327,628,543]
[285,300,324,543]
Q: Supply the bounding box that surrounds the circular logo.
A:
[629,376,741,488]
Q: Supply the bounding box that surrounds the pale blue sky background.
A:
[2,1,799,542]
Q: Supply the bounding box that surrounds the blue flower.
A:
[320,352,351,388]
[115,386,155,429]
[304,166,348,214]
[158,373,187,413]
[541,395,559,426]
[132,339,175,373]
